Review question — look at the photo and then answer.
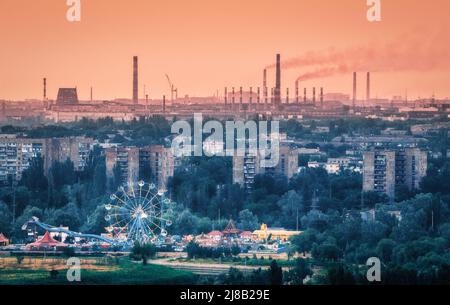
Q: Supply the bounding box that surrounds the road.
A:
[149,258,270,276]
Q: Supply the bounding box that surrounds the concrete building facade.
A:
[363,148,427,200]
[106,145,174,189]
[0,136,94,183]
[233,145,298,189]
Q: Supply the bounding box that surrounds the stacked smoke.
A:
[274,54,281,105]
[133,56,139,104]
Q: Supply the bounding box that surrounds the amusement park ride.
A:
[22,181,175,248]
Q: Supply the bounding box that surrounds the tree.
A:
[376,239,396,262]
[237,209,259,231]
[130,242,157,265]
[175,209,200,235]
[326,264,356,285]
[269,260,283,285]
[277,190,304,229]
[20,156,48,191]
[285,259,312,285]
[0,201,12,234]
[47,203,82,230]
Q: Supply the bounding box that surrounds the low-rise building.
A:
[252,224,302,242]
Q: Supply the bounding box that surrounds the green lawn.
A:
[0,260,197,285]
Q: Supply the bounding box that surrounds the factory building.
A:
[56,88,79,105]
[363,148,427,200]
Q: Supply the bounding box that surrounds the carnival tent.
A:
[0,233,9,246]
[26,231,67,250]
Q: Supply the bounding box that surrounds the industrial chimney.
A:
[224,87,228,105]
[162,95,166,113]
[313,87,316,104]
[43,78,47,101]
[320,87,324,108]
[303,88,307,103]
[133,56,138,104]
[257,87,260,104]
[271,88,274,104]
[232,87,235,105]
[286,88,289,104]
[239,87,243,105]
[366,72,371,103]
[295,80,299,103]
[263,69,267,90]
[249,87,253,105]
[352,72,357,110]
[274,54,281,105]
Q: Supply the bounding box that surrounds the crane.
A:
[165,74,178,103]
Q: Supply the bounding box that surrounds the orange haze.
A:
[0,0,449,101]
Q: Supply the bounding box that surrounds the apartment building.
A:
[0,136,94,183]
[105,145,174,189]
[363,148,427,200]
[233,145,298,189]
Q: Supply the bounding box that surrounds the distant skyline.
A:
[0,0,449,101]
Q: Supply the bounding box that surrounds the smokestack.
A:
[271,88,274,104]
[232,87,235,105]
[295,81,299,103]
[249,87,253,104]
[239,87,243,105]
[274,54,281,105]
[90,86,93,103]
[320,87,324,108]
[286,88,289,104]
[313,87,316,103]
[43,78,47,101]
[263,69,267,89]
[133,56,138,104]
[257,87,260,104]
[304,88,307,103]
[366,72,370,102]
[224,87,228,105]
[264,87,268,106]
[352,72,357,110]
[162,95,166,113]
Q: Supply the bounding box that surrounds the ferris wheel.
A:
[104,181,174,244]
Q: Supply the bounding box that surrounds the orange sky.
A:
[0,0,449,101]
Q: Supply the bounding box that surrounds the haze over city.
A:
[1,0,450,101]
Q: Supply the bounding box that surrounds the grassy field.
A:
[0,256,197,285]
[172,257,297,267]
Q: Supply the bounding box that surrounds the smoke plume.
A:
[266,29,450,82]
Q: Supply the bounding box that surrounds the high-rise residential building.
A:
[233,145,298,189]
[106,147,140,188]
[363,148,427,200]
[0,136,94,183]
[139,145,174,189]
[105,145,174,189]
